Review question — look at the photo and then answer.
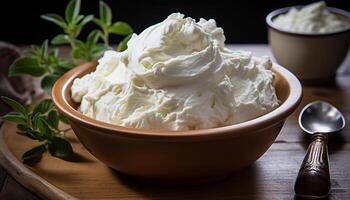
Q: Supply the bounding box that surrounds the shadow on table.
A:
[110,163,262,199]
[294,195,329,200]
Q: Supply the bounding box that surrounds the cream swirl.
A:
[71,13,279,131]
[273,1,350,33]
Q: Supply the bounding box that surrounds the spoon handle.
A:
[294,134,330,199]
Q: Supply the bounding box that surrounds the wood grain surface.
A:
[0,45,349,200]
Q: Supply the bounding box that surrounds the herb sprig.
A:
[9,40,75,94]
[93,1,133,50]
[1,0,133,163]
[1,97,72,163]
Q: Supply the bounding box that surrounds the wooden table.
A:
[1,45,350,199]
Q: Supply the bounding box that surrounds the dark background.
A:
[0,0,349,45]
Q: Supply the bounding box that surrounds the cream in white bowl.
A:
[273,1,350,34]
[71,13,279,131]
[267,2,350,84]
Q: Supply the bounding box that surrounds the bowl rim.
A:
[266,6,350,37]
[52,61,302,139]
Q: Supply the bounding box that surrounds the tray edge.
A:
[0,122,77,200]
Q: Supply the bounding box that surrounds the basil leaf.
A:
[41,14,67,29]
[31,112,40,130]
[41,40,49,59]
[93,18,104,28]
[9,57,46,77]
[99,1,112,25]
[47,110,59,129]
[117,34,132,52]
[57,60,75,70]
[52,34,70,45]
[108,22,133,35]
[41,74,60,94]
[72,47,84,60]
[22,144,46,163]
[87,30,100,47]
[65,0,81,23]
[26,129,47,141]
[91,44,107,60]
[80,14,94,26]
[75,15,84,24]
[48,137,73,158]
[59,114,70,124]
[1,112,27,125]
[0,96,27,116]
[33,99,55,115]
[17,124,29,132]
[35,117,52,138]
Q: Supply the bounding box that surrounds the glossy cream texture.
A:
[273,1,350,33]
[71,13,279,131]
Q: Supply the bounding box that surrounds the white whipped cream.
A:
[273,1,350,34]
[71,13,279,131]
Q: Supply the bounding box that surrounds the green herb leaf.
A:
[17,124,29,132]
[35,117,52,139]
[24,130,39,140]
[65,0,81,23]
[26,129,46,141]
[48,137,73,158]
[41,40,49,59]
[1,96,27,116]
[80,14,94,26]
[59,114,70,124]
[87,30,101,47]
[71,48,83,60]
[57,60,75,70]
[41,74,60,94]
[41,14,67,29]
[32,99,55,115]
[9,57,46,77]
[90,44,107,60]
[22,144,46,163]
[0,112,27,125]
[47,110,59,129]
[117,34,132,52]
[93,18,104,28]
[99,1,112,26]
[108,22,133,35]
[75,15,84,23]
[52,34,70,45]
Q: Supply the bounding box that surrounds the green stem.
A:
[102,29,109,46]
[68,36,76,49]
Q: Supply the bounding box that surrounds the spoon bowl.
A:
[299,101,345,134]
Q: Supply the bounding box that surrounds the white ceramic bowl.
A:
[266,6,350,85]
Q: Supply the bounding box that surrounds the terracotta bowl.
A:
[52,61,302,183]
[266,6,350,85]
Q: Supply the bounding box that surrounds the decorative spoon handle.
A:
[294,134,330,199]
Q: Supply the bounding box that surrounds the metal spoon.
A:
[294,101,345,199]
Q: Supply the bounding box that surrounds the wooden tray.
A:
[0,121,305,200]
